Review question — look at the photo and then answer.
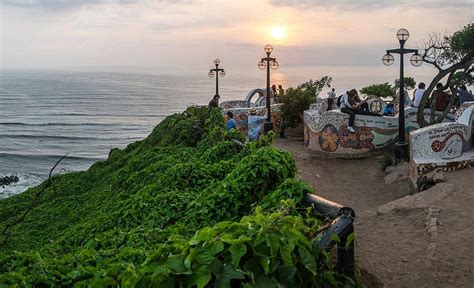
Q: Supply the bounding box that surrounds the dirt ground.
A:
[273,138,474,288]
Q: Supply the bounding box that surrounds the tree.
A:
[278,76,332,138]
[394,77,416,90]
[416,23,474,127]
[360,83,395,98]
[360,77,415,99]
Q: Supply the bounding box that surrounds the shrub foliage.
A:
[0,106,355,287]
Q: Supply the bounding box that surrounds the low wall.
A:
[409,102,474,188]
[219,100,249,109]
[304,98,455,158]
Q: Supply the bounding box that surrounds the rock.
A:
[0,175,19,187]
[377,183,454,214]
[432,171,446,183]
[384,172,408,184]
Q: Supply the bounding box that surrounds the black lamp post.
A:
[258,44,279,134]
[208,58,225,97]
[382,28,423,162]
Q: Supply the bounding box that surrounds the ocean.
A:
[0,65,443,198]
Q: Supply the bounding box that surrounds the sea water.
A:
[0,65,442,198]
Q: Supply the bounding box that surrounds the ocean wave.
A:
[0,134,142,141]
[0,173,43,199]
[0,122,141,127]
[0,152,104,162]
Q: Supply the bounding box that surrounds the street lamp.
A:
[208,58,225,97]
[258,44,279,134]
[382,28,422,162]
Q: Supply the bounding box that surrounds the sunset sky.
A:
[1,0,473,71]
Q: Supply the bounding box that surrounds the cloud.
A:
[2,0,190,10]
[270,0,472,10]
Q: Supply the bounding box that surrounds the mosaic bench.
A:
[303,97,453,158]
[409,102,474,188]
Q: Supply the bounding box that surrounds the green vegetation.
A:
[360,83,395,98]
[378,152,394,170]
[278,77,332,138]
[451,71,473,87]
[0,106,355,287]
[360,77,416,99]
[394,77,416,90]
[417,23,474,127]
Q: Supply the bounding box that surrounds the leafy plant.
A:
[279,77,332,138]
[378,152,394,170]
[0,106,356,286]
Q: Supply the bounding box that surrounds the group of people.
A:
[411,82,473,111]
[208,94,268,141]
[333,83,473,133]
[271,84,285,103]
[207,84,285,141]
[211,81,473,138]
[225,109,267,141]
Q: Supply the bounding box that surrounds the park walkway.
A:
[274,138,474,287]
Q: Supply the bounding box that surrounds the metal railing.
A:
[305,194,356,277]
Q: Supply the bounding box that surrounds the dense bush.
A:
[0,106,356,287]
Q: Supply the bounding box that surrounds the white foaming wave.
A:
[0,173,43,199]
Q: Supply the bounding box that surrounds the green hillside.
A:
[0,107,355,287]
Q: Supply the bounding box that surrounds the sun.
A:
[271,26,286,40]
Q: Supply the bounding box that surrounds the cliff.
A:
[0,106,354,287]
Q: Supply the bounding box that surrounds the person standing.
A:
[226,111,237,130]
[327,88,336,111]
[247,108,267,141]
[208,95,220,109]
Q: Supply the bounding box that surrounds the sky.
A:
[1,0,473,71]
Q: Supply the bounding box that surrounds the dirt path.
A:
[274,138,474,287]
[273,138,411,211]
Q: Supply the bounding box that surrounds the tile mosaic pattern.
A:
[303,98,429,158]
[409,102,474,188]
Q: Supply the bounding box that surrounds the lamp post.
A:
[208,58,225,97]
[258,44,279,134]
[382,28,423,162]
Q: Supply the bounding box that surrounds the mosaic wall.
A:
[222,104,283,133]
[219,100,249,109]
[303,98,428,158]
[409,102,474,187]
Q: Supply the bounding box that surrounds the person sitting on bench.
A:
[340,89,380,133]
